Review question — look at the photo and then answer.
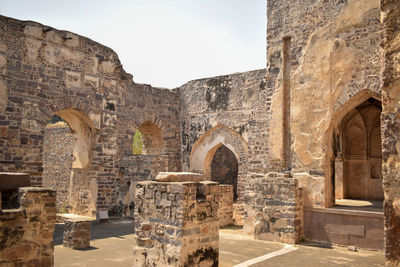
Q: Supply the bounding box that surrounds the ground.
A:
[53,220,384,267]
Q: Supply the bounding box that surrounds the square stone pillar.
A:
[63,220,91,249]
[219,185,233,227]
[133,176,219,267]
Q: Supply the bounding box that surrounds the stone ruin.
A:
[0,0,400,266]
[133,172,219,266]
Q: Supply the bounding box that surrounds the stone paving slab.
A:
[53,221,385,267]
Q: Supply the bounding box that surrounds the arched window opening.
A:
[210,145,239,201]
[135,121,164,155]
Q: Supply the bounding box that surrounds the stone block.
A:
[155,172,204,182]
[63,220,91,249]
[133,177,219,267]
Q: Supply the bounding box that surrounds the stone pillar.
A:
[219,185,233,227]
[244,172,303,244]
[335,157,344,199]
[133,175,219,267]
[380,0,400,265]
[0,187,56,266]
[63,220,91,249]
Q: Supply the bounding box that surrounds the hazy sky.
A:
[0,0,266,88]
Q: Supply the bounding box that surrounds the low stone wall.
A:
[243,172,303,244]
[133,180,219,267]
[0,187,56,266]
[219,185,233,227]
[304,207,383,250]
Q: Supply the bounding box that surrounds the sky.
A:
[0,0,266,88]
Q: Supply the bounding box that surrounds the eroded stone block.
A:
[133,179,219,267]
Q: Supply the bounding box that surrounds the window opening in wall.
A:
[334,98,382,212]
[132,130,143,155]
[134,121,165,155]
[210,145,238,201]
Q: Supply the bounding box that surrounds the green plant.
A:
[132,130,143,155]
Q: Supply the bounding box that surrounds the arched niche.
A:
[335,97,383,201]
[324,90,382,207]
[137,121,165,155]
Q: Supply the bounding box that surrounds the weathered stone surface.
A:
[133,179,219,267]
[219,185,233,227]
[0,187,56,266]
[380,0,400,265]
[294,173,324,207]
[155,172,204,182]
[244,172,303,244]
[63,220,91,249]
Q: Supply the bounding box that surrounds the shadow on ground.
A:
[53,219,135,246]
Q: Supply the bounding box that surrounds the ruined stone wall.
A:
[266,0,382,206]
[114,154,169,217]
[243,172,303,244]
[42,124,74,212]
[133,180,219,266]
[0,15,181,216]
[179,69,268,201]
[380,0,400,264]
[0,187,56,266]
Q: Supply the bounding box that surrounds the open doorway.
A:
[334,98,383,211]
[210,144,238,201]
[42,108,97,217]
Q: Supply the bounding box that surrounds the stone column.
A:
[380,0,400,265]
[219,185,234,227]
[335,157,344,199]
[133,173,219,267]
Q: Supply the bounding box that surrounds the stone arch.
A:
[190,124,247,200]
[136,121,165,155]
[324,89,382,206]
[41,106,97,216]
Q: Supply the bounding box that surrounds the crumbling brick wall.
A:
[0,187,56,266]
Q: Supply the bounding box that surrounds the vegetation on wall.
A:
[133,130,144,155]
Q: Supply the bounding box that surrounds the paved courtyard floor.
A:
[54,220,384,267]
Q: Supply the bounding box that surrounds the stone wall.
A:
[0,187,56,266]
[0,15,181,216]
[380,0,400,265]
[219,185,233,227]
[113,154,169,217]
[133,180,219,267]
[42,124,74,212]
[266,0,382,206]
[243,172,303,244]
[179,69,268,201]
